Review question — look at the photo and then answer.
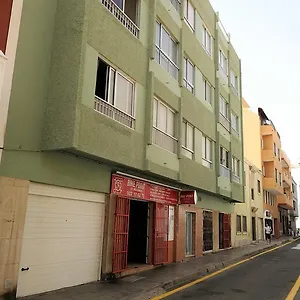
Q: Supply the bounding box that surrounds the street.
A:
[163,240,300,300]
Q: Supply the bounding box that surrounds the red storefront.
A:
[109,174,179,273]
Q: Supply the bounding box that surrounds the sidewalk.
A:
[21,237,294,300]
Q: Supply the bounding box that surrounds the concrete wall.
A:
[0,177,29,298]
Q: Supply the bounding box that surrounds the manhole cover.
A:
[121,275,146,283]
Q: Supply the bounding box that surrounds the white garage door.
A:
[17,183,105,298]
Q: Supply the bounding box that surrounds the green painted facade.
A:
[0,0,244,211]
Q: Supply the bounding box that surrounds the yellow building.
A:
[232,99,264,247]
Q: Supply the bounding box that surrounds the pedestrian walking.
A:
[265,224,272,244]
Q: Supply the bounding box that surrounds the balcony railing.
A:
[94,96,135,129]
[152,127,177,154]
[219,113,230,131]
[101,0,140,38]
[170,0,181,12]
[232,174,240,184]
[220,164,230,179]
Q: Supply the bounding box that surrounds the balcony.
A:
[220,164,230,179]
[277,193,293,210]
[263,177,283,195]
[152,127,177,154]
[281,150,291,168]
[282,171,292,188]
[261,124,273,136]
[94,96,135,128]
[262,149,275,162]
[101,0,140,38]
[219,113,230,131]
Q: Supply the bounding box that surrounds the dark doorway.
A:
[252,217,256,241]
[219,213,224,249]
[203,211,213,252]
[128,200,148,264]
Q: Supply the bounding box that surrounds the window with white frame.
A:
[219,96,229,119]
[230,70,238,92]
[182,120,194,156]
[94,58,135,128]
[219,49,228,75]
[183,57,195,93]
[155,21,179,79]
[220,147,229,168]
[242,216,247,232]
[184,0,195,30]
[231,111,239,134]
[202,136,213,168]
[236,215,242,232]
[232,156,240,182]
[152,98,176,153]
[170,0,181,12]
[203,77,212,104]
[202,26,212,55]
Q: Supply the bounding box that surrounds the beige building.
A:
[232,99,264,247]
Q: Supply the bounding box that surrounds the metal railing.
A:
[219,113,230,131]
[101,0,140,38]
[152,127,177,154]
[220,164,230,179]
[232,174,240,184]
[170,0,181,12]
[94,96,135,129]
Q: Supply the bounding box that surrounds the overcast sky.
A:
[210,0,299,167]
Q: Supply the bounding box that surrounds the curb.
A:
[160,239,293,293]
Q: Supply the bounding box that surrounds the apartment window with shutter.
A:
[236,215,242,232]
[182,120,194,158]
[184,0,195,30]
[220,96,229,119]
[231,112,239,134]
[202,136,213,168]
[203,77,212,104]
[251,188,255,200]
[155,21,179,80]
[202,26,212,55]
[242,216,247,232]
[183,57,195,93]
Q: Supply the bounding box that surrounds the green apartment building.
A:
[0,0,244,297]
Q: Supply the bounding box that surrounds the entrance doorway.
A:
[203,211,213,252]
[252,217,256,241]
[219,213,231,249]
[128,200,149,265]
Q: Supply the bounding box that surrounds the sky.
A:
[209,0,300,167]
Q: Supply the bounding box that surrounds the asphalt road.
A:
[166,240,300,300]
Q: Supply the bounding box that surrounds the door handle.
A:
[21,267,29,272]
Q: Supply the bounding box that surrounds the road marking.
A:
[152,238,300,300]
[285,276,300,300]
[292,244,300,250]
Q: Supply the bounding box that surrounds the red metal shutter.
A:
[154,203,169,265]
[112,197,130,273]
[223,214,231,248]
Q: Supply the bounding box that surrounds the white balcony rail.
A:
[152,127,177,154]
[232,174,240,183]
[220,164,230,179]
[219,113,230,131]
[94,96,135,129]
[101,0,140,38]
[170,0,181,12]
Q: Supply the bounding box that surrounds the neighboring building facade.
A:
[0,0,244,298]
[289,179,299,234]
[232,100,264,247]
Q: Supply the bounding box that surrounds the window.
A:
[219,96,229,119]
[261,139,264,149]
[262,165,265,177]
[183,58,195,93]
[251,188,254,200]
[203,77,212,104]
[220,147,229,168]
[232,157,240,183]
[230,70,238,93]
[202,136,213,168]
[185,212,195,256]
[275,168,278,183]
[219,49,228,76]
[273,143,277,156]
[182,120,194,157]
[279,172,282,186]
[170,0,181,12]
[242,216,247,232]
[155,22,179,79]
[95,58,135,128]
[257,180,261,194]
[202,26,212,55]
[231,112,239,134]
[152,98,176,152]
[184,0,195,30]
[236,215,242,233]
[278,149,280,160]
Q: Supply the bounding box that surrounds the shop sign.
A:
[180,190,198,205]
[111,174,178,205]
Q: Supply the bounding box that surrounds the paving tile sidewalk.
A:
[20,237,294,300]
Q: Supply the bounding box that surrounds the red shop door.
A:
[223,214,231,248]
[154,203,169,265]
[112,197,130,273]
